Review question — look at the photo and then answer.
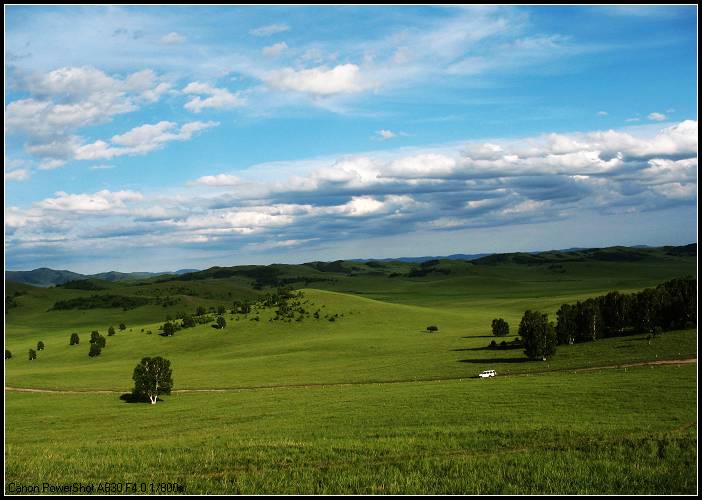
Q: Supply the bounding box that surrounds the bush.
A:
[108,326,116,336]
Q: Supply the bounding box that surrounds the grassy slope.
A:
[5,364,696,494]
[4,249,697,493]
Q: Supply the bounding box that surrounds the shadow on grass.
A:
[458,357,530,364]
[119,393,164,404]
[452,344,523,352]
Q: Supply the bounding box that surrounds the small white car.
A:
[478,369,496,378]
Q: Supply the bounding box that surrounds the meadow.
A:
[4,245,697,494]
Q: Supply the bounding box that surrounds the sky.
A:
[4,5,698,273]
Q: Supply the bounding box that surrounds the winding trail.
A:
[5,357,696,395]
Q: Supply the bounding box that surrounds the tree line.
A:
[491,277,696,361]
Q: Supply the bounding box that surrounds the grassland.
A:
[4,245,697,494]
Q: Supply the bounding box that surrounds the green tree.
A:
[491,318,509,337]
[29,349,37,361]
[217,305,226,315]
[132,356,173,404]
[426,325,438,333]
[162,322,176,336]
[216,316,226,329]
[555,303,577,345]
[119,322,126,331]
[70,333,80,345]
[108,326,116,336]
[181,315,196,328]
[518,310,557,361]
[37,341,45,351]
[5,350,12,359]
[90,331,100,343]
[96,335,106,348]
[195,306,206,316]
[89,344,101,357]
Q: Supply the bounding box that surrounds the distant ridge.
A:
[5,243,695,287]
[5,268,201,287]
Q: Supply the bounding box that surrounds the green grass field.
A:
[4,247,697,494]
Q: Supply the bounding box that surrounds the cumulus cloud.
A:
[182,82,246,112]
[264,64,372,96]
[73,120,219,160]
[6,66,172,165]
[8,121,697,267]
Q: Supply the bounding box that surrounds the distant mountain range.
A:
[5,268,199,288]
[5,243,695,287]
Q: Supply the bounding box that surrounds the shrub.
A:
[108,326,116,336]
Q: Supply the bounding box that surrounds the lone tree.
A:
[5,350,12,359]
[89,344,101,357]
[29,349,37,361]
[426,325,439,333]
[518,310,557,361]
[119,322,126,331]
[37,341,45,351]
[491,318,509,337]
[216,316,226,329]
[132,356,173,404]
[108,326,116,336]
[162,322,176,337]
[70,333,80,345]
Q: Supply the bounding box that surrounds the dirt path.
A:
[5,357,696,395]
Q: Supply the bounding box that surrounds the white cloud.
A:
[74,120,219,160]
[597,111,608,117]
[183,82,246,112]
[263,42,288,57]
[5,169,30,182]
[264,64,372,96]
[249,23,290,37]
[37,189,143,213]
[648,112,667,122]
[192,174,241,187]
[376,129,397,140]
[161,32,186,44]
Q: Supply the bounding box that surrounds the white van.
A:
[478,369,496,378]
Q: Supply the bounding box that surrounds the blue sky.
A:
[4,5,698,273]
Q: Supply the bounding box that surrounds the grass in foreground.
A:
[4,364,696,494]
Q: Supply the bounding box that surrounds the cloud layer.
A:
[7,121,697,269]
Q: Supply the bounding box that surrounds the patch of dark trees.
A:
[57,279,107,291]
[51,294,151,311]
[553,276,696,345]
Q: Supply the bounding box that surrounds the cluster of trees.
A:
[52,294,150,311]
[509,277,696,361]
[89,330,107,357]
[554,277,696,345]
